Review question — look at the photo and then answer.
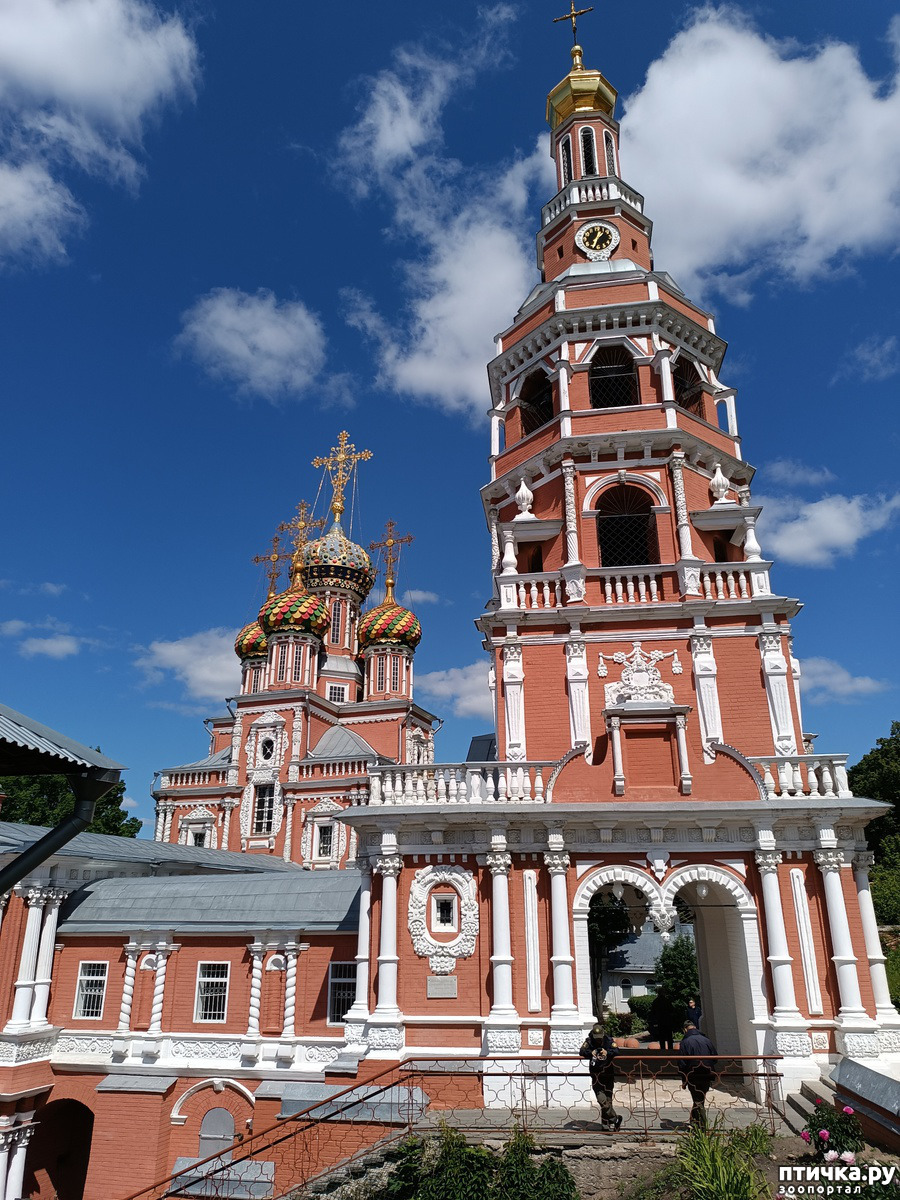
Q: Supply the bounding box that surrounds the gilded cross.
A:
[553,1,593,43]
[251,533,290,598]
[311,430,373,520]
[369,519,413,604]
[278,499,325,552]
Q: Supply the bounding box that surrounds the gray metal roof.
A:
[307,725,380,761]
[159,746,232,773]
[606,922,695,975]
[59,869,361,934]
[0,821,297,873]
[0,701,124,774]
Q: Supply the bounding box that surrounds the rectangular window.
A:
[253,784,275,835]
[391,656,400,692]
[330,601,343,644]
[327,685,345,704]
[376,656,385,692]
[277,643,288,681]
[192,830,206,847]
[293,645,303,682]
[195,962,230,1022]
[317,823,334,858]
[327,963,357,1025]
[73,961,108,1019]
[251,667,262,693]
[431,893,458,933]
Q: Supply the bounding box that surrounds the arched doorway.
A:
[24,1099,94,1200]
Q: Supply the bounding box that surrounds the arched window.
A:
[672,356,704,416]
[605,131,617,176]
[560,136,573,185]
[580,127,597,177]
[589,347,638,409]
[520,544,543,574]
[518,371,554,436]
[621,977,633,998]
[596,485,660,567]
[198,1108,235,1161]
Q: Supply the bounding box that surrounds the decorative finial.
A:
[278,499,326,585]
[553,1,593,54]
[312,430,373,521]
[251,533,291,598]
[369,519,413,606]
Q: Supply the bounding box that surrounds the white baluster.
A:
[615,576,624,603]
[805,762,821,798]
[604,577,613,603]
[542,580,551,607]
[403,772,415,803]
[820,761,835,798]
[458,769,470,803]
[702,573,712,600]
[637,576,647,602]
[777,760,792,795]
[716,573,726,600]
[436,772,447,802]
[626,576,636,603]
[762,763,776,796]
[517,583,527,608]
[534,769,545,803]
[738,572,749,598]
[791,762,803,796]
[416,775,426,802]
[530,580,539,607]
[426,774,436,802]
[650,576,659,601]
[497,773,507,804]
[727,571,737,598]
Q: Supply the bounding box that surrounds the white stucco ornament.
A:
[598,641,681,706]
[407,865,479,974]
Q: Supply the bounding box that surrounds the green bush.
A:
[491,1129,539,1199]
[674,1122,768,1200]
[799,1098,864,1158]
[886,946,900,1006]
[535,1156,579,1200]
[627,993,656,1021]
[604,1011,646,1038]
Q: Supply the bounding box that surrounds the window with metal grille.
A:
[589,347,638,409]
[330,600,343,644]
[74,961,108,1019]
[672,356,704,416]
[376,655,385,692]
[192,830,206,847]
[276,643,288,681]
[391,655,400,692]
[580,127,597,176]
[327,963,357,1024]
[195,962,229,1022]
[605,131,616,175]
[317,823,334,858]
[518,371,554,436]
[253,785,275,835]
[596,485,660,567]
[328,684,345,704]
[560,135,573,185]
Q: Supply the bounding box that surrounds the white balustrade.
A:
[369,762,555,806]
[542,178,643,225]
[748,754,852,799]
[597,570,665,604]
[166,769,226,788]
[700,566,751,601]
[507,573,563,610]
[299,758,370,778]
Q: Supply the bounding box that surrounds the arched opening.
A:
[713,536,730,564]
[518,371,554,437]
[580,127,597,177]
[560,135,573,185]
[197,1108,235,1161]
[604,131,617,176]
[672,356,704,417]
[596,485,660,567]
[25,1099,94,1200]
[518,543,543,574]
[589,346,638,409]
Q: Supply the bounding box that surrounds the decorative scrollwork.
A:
[407,865,479,974]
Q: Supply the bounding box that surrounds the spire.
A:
[311,430,373,522]
[278,499,325,587]
[369,520,413,605]
[547,3,616,127]
[251,533,291,598]
[552,2,593,59]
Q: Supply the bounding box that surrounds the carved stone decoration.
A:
[690,632,723,763]
[755,851,783,875]
[502,641,527,762]
[543,851,570,876]
[811,1032,830,1051]
[549,1029,585,1054]
[649,904,676,941]
[489,507,501,573]
[170,1040,242,1060]
[485,852,512,876]
[838,1032,880,1059]
[407,865,479,974]
[814,850,846,873]
[598,642,680,707]
[514,477,534,517]
[562,460,580,565]
[877,1030,900,1053]
[366,1025,405,1051]
[484,1027,521,1054]
[343,1023,367,1047]
[375,855,402,879]
[54,1035,116,1057]
[305,1045,341,1064]
[774,1032,813,1057]
[758,631,798,755]
[565,636,592,752]
[709,462,731,503]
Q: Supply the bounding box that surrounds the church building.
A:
[0,29,896,1200]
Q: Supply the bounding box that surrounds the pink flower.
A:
[800,1131,811,1143]
[819,1130,830,1141]
[815,1098,822,1105]
[824,1151,838,1163]
[840,1152,856,1165]
[842,1106,854,1115]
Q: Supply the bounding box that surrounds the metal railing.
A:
[119,1054,785,1200]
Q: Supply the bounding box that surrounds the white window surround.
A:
[327,962,357,1025]
[194,962,230,1023]
[430,892,459,934]
[314,822,335,861]
[73,961,108,1020]
[328,685,346,704]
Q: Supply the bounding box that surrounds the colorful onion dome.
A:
[300,519,377,599]
[234,621,268,660]
[358,600,422,650]
[258,587,329,638]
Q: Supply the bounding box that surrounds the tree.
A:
[653,934,699,1017]
[587,891,632,1018]
[848,720,900,853]
[0,773,142,838]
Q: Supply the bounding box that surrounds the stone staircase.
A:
[782,1073,837,1135]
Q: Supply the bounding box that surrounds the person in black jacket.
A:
[678,1021,718,1127]
[579,1022,622,1130]
[684,997,703,1030]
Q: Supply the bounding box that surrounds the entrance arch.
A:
[25,1099,94,1200]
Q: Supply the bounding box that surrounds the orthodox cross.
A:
[311,430,373,520]
[251,533,290,597]
[278,499,325,552]
[553,1,593,43]
[369,519,413,604]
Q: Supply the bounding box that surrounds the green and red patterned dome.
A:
[258,587,330,638]
[234,620,268,660]
[358,599,422,650]
[299,519,377,599]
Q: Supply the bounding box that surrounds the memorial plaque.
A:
[426,975,458,999]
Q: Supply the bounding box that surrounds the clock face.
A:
[575,220,620,262]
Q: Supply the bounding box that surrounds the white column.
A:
[669,452,696,561]
[117,942,140,1033]
[282,944,298,1038]
[606,716,625,795]
[6,888,47,1030]
[674,712,692,794]
[854,853,900,1024]
[344,868,372,1028]
[246,942,265,1037]
[282,798,297,863]
[221,800,237,851]
[30,889,67,1025]
[545,851,580,1052]
[148,946,172,1034]
[153,803,164,841]
[815,851,865,1018]
[4,1121,33,1200]
[372,856,401,1019]
[562,461,580,566]
[486,852,515,1019]
[162,804,174,841]
[754,853,803,1020]
[0,1121,14,1197]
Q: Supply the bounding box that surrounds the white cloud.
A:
[20,633,81,658]
[831,334,900,385]
[38,581,67,596]
[621,10,900,298]
[122,795,139,810]
[757,492,900,567]
[136,628,241,702]
[177,288,331,402]
[416,661,493,720]
[763,460,836,488]
[799,657,891,705]
[338,9,554,421]
[402,589,440,605]
[0,619,27,637]
[0,0,197,265]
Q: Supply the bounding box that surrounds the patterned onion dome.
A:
[258,587,330,638]
[358,600,422,650]
[234,620,268,660]
[299,520,377,599]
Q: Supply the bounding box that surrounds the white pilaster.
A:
[564,636,591,752]
[669,452,697,563]
[29,888,67,1025]
[246,942,265,1037]
[162,804,174,842]
[502,642,526,762]
[486,852,516,1018]
[344,868,372,1033]
[221,799,237,851]
[814,851,866,1020]
[758,632,798,755]
[282,797,297,862]
[282,944,298,1038]
[6,889,47,1031]
[116,942,141,1033]
[148,945,172,1034]
[854,853,900,1026]
[690,632,723,763]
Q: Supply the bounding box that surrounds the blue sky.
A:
[1,1,898,831]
